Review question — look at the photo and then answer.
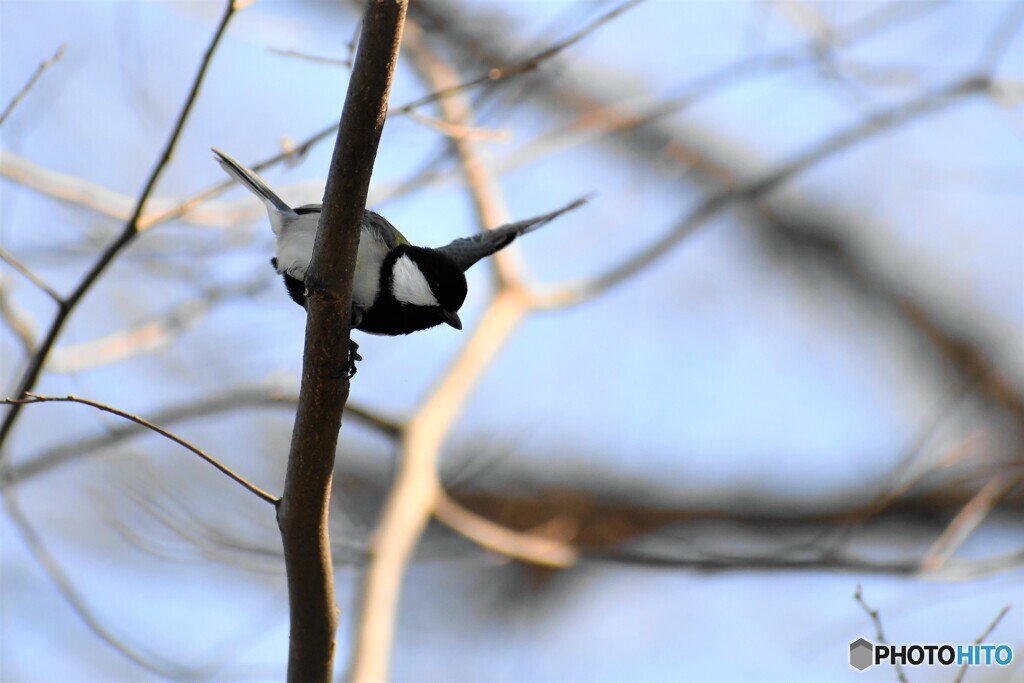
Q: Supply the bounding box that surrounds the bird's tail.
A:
[212,149,294,233]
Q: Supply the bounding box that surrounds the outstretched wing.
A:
[436,197,589,272]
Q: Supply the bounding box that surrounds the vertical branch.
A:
[276,2,407,682]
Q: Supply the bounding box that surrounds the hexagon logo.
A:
[850,638,874,671]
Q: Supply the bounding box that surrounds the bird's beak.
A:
[442,310,463,330]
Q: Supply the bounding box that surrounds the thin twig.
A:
[8,385,400,484]
[0,481,200,678]
[834,373,987,539]
[0,0,944,238]
[393,0,643,118]
[269,47,352,68]
[0,149,310,228]
[0,245,63,303]
[952,604,1012,683]
[104,481,285,573]
[3,394,278,504]
[0,23,236,676]
[425,0,1024,448]
[854,585,909,683]
[599,549,1024,577]
[0,282,37,356]
[404,22,516,278]
[532,75,991,309]
[413,0,947,174]
[920,472,1024,571]
[406,110,511,142]
[0,0,622,241]
[45,275,268,374]
[0,44,65,127]
[389,24,587,576]
[0,0,237,454]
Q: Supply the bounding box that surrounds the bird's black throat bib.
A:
[357,297,450,335]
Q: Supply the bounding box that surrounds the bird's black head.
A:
[361,245,468,335]
[403,246,468,313]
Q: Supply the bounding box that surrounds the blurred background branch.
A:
[2,0,1021,680]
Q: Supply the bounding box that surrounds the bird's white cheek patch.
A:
[391,255,439,306]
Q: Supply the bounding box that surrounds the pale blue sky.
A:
[1,0,1021,680]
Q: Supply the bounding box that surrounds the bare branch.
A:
[434,491,578,568]
[212,0,641,189]
[533,75,991,309]
[920,472,1024,571]
[8,386,400,485]
[0,0,238,453]
[403,21,516,280]
[0,0,618,243]
[0,149,304,228]
[0,282,37,356]
[46,275,267,374]
[854,585,909,683]
[841,373,987,528]
[0,480,200,678]
[421,0,1024,441]
[270,47,352,68]
[405,110,511,142]
[345,13,611,676]
[0,44,65,127]
[393,0,643,118]
[0,245,63,303]
[414,0,949,164]
[350,288,530,681]
[601,547,1024,578]
[348,25,567,678]
[952,605,1012,683]
[277,2,408,680]
[2,394,278,505]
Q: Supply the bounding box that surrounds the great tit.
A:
[212,149,584,338]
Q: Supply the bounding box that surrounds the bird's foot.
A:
[348,339,363,371]
[330,339,362,380]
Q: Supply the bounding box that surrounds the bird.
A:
[212,149,585,370]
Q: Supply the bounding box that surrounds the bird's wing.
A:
[436,197,589,272]
[273,206,409,282]
[290,207,410,247]
[365,210,410,248]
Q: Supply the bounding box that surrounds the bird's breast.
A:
[352,234,390,309]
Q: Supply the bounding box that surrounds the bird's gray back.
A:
[274,206,399,311]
